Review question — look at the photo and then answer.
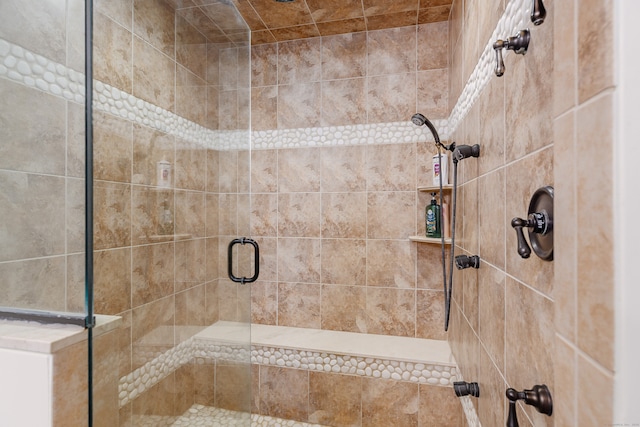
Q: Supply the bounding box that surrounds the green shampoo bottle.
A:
[425,193,442,238]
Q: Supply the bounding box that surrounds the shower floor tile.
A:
[167,404,328,427]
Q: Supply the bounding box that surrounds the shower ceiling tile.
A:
[171,0,452,45]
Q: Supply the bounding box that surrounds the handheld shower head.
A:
[411,113,427,126]
[411,112,447,150]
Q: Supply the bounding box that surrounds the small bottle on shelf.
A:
[425,193,442,238]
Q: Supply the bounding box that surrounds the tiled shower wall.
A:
[90,0,252,425]
[249,22,452,341]
[447,0,616,426]
[0,0,85,313]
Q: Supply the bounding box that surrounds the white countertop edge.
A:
[0,314,121,354]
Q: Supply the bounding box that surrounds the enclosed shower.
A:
[1,0,253,424]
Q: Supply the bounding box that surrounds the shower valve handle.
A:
[506,385,553,427]
[493,29,531,77]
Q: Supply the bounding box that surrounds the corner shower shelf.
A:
[409,236,452,245]
[417,185,453,192]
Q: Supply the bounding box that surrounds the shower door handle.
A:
[228,238,260,284]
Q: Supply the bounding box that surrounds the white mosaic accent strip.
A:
[447,0,528,133]
[251,346,457,386]
[0,37,249,151]
[171,405,328,427]
[119,338,194,407]
[0,38,85,104]
[251,119,449,150]
[460,395,482,427]
[118,337,459,408]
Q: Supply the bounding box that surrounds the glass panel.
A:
[91,1,251,425]
[0,0,87,319]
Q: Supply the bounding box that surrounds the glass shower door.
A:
[91,0,252,425]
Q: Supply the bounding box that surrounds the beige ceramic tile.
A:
[478,73,505,175]
[174,190,205,238]
[554,0,576,116]
[504,17,554,162]
[93,329,121,427]
[174,138,206,191]
[417,68,449,119]
[0,80,66,175]
[578,0,614,103]
[367,26,416,76]
[94,248,132,314]
[320,145,367,192]
[306,0,364,22]
[321,78,367,126]
[133,36,175,112]
[176,67,208,127]
[418,6,451,24]
[478,169,505,269]
[250,193,278,236]
[321,32,367,80]
[576,93,614,370]
[2,172,67,261]
[66,102,86,178]
[94,181,132,250]
[252,43,278,87]
[132,124,175,187]
[316,18,367,36]
[175,238,206,292]
[93,111,133,183]
[309,372,362,425]
[365,287,415,336]
[477,264,505,372]
[277,38,322,85]
[133,0,175,58]
[252,86,278,131]
[417,21,448,71]
[277,82,322,129]
[258,366,309,420]
[251,281,278,325]
[321,284,366,332]
[418,383,463,425]
[477,348,506,427]
[219,150,239,193]
[131,374,176,419]
[366,239,416,288]
[218,193,238,236]
[321,239,366,286]
[175,285,207,334]
[206,149,220,193]
[505,277,554,427]
[0,0,66,63]
[278,192,322,237]
[216,362,252,412]
[0,256,66,311]
[577,354,613,426]
[277,238,321,283]
[96,0,133,30]
[416,290,446,340]
[220,47,239,91]
[321,192,367,239]
[366,143,416,191]
[367,73,417,123]
[194,362,216,406]
[131,296,175,370]
[131,186,173,244]
[367,191,416,239]
[53,340,88,426]
[94,11,133,93]
[278,147,321,192]
[554,112,576,340]
[554,336,576,427]
[278,282,321,328]
[362,377,418,426]
[132,243,175,307]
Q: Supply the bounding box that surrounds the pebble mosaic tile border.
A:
[118,336,458,408]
